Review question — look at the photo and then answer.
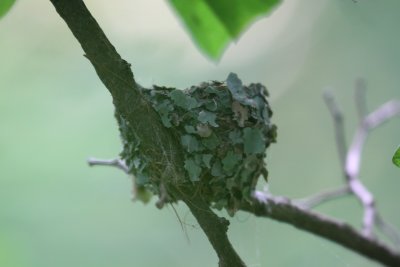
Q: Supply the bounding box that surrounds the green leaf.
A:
[202,154,213,168]
[135,186,152,203]
[169,90,198,110]
[184,125,197,134]
[181,134,200,152]
[232,101,249,127]
[168,0,282,59]
[393,146,400,167]
[202,133,219,150]
[184,159,202,181]
[227,73,247,102]
[0,0,15,19]
[196,123,212,137]
[198,110,218,127]
[136,173,149,186]
[169,90,186,108]
[222,151,242,171]
[211,160,223,177]
[243,127,265,154]
[154,100,173,127]
[228,130,243,144]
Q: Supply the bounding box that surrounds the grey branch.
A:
[376,213,400,248]
[293,90,400,265]
[323,88,400,243]
[88,157,129,173]
[323,90,348,172]
[240,191,400,267]
[346,100,400,179]
[294,186,351,209]
[346,99,400,237]
[355,78,368,121]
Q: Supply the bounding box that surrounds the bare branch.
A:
[88,157,129,173]
[294,186,351,209]
[240,191,400,267]
[355,78,368,121]
[323,90,348,173]
[376,213,400,248]
[346,100,400,236]
[346,100,400,179]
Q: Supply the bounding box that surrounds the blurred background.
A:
[1,0,399,266]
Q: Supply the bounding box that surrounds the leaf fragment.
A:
[202,133,219,149]
[168,0,282,59]
[227,73,246,101]
[181,135,200,152]
[228,130,243,144]
[184,159,202,181]
[0,0,15,19]
[169,90,198,110]
[393,146,400,168]
[198,110,218,127]
[222,151,242,171]
[232,101,248,127]
[211,160,223,177]
[196,123,213,137]
[243,128,265,154]
[202,154,213,168]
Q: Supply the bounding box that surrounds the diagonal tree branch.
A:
[171,186,246,267]
[49,1,245,266]
[49,0,187,184]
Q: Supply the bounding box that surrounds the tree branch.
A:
[323,90,348,175]
[345,99,400,237]
[50,0,187,185]
[88,157,129,173]
[240,191,400,267]
[324,87,400,241]
[172,187,246,267]
[50,1,245,266]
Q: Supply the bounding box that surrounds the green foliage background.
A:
[0,1,399,266]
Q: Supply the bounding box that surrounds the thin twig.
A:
[323,90,348,173]
[294,186,351,209]
[87,157,129,173]
[376,213,400,248]
[355,78,367,121]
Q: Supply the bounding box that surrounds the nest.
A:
[119,73,276,214]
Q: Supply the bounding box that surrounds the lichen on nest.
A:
[118,73,276,214]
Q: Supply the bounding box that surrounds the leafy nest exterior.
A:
[118,73,276,213]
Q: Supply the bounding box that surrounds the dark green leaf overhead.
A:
[168,0,281,59]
